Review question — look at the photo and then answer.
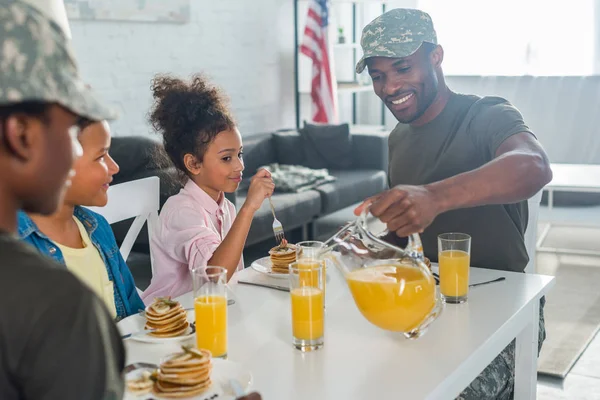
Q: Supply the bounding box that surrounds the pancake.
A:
[157,367,212,385]
[126,370,154,396]
[145,297,189,338]
[154,379,212,398]
[269,240,297,274]
[162,351,211,368]
[153,347,213,398]
[147,321,189,338]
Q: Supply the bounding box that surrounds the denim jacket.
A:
[17,206,145,320]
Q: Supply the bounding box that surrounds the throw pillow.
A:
[299,121,353,170]
[272,130,305,166]
[110,136,162,183]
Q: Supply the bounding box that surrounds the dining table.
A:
[124,264,554,400]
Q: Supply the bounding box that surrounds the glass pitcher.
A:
[321,207,443,339]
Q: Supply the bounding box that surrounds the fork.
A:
[268,197,285,244]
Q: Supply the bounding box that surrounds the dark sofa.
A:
[109,127,389,287]
[232,128,388,245]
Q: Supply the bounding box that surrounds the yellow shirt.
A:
[56,217,118,319]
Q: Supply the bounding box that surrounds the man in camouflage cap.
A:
[0,1,125,399]
[355,9,551,400]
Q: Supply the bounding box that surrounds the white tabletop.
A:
[547,163,600,191]
[126,266,554,400]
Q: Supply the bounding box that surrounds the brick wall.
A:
[69,1,296,138]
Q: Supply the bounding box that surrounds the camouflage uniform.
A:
[0,0,116,120]
[357,9,547,400]
[0,1,120,399]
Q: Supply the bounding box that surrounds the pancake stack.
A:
[153,347,213,399]
[269,239,297,274]
[145,297,189,338]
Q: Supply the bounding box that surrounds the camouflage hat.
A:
[0,0,117,121]
[356,8,437,74]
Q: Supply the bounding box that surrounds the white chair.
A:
[87,176,160,278]
[524,190,543,274]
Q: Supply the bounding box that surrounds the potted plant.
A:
[338,27,346,44]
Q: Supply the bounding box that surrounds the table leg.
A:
[514,299,540,399]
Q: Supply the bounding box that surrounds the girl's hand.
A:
[243,168,275,213]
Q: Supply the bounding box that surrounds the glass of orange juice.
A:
[438,233,471,304]
[191,266,227,358]
[289,261,324,352]
[296,241,326,306]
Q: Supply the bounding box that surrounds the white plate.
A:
[250,256,332,283]
[250,256,289,279]
[124,359,253,400]
[117,309,196,344]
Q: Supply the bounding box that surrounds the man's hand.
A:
[354,185,442,237]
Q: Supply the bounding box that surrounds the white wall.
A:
[68,1,296,138]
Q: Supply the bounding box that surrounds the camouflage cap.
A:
[356,8,437,74]
[0,0,117,121]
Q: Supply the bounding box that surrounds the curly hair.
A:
[148,73,235,184]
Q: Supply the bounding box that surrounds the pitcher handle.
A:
[406,234,424,261]
[359,206,425,261]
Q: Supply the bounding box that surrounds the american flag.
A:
[300,0,338,123]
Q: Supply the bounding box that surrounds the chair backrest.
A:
[524,190,543,274]
[87,176,160,276]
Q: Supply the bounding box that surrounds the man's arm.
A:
[358,132,552,237]
[427,132,552,212]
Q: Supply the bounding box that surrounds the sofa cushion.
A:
[300,122,353,170]
[236,190,322,246]
[111,136,162,184]
[240,132,278,178]
[314,170,387,214]
[126,251,152,291]
[273,130,305,165]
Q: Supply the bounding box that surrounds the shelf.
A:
[298,82,372,95]
[298,0,389,3]
[337,82,372,93]
[349,124,388,134]
[295,0,387,127]
[333,43,361,49]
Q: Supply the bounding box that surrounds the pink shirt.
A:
[142,180,243,304]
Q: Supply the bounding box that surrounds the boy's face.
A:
[2,104,81,215]
[64,121,120,208]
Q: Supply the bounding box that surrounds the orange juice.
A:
[438,250,470,298]
[297,260,325,298]
[346,264,435,332]
[194,295,227,357]
[291,287,324,340]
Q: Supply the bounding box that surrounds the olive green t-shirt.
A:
[388,92,532,272]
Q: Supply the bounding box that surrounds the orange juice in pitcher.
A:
[346,264,436,332]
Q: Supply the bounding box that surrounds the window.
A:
[417,0,595,76]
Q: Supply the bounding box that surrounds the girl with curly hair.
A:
[142,74,274,302]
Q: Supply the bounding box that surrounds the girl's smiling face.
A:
[185,127,244,201]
